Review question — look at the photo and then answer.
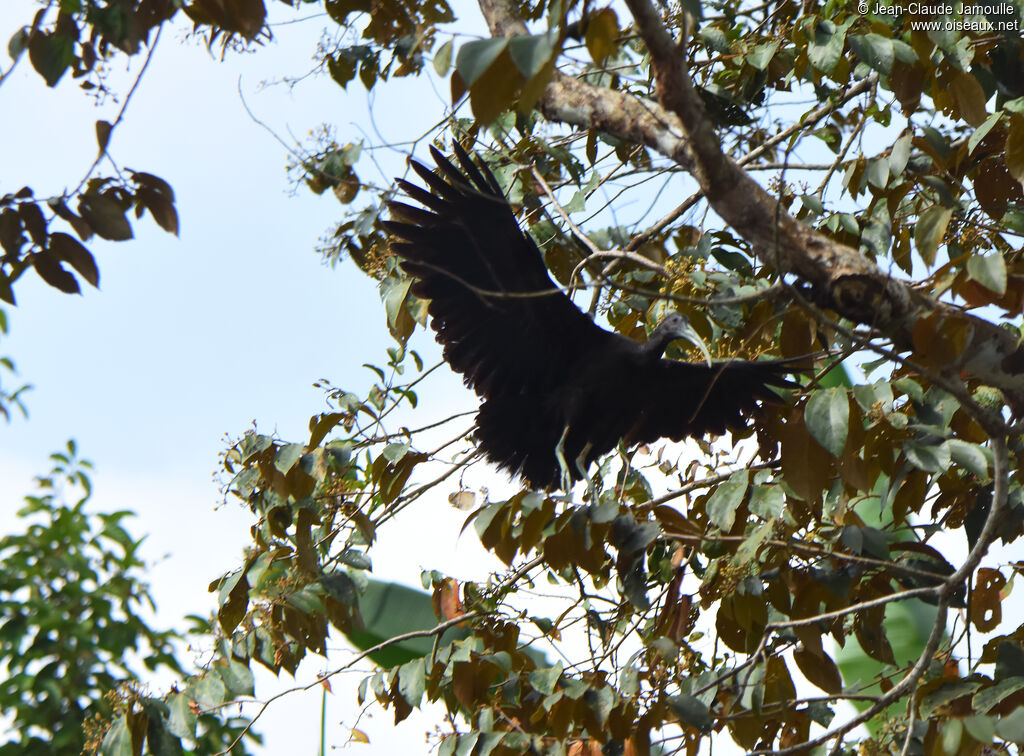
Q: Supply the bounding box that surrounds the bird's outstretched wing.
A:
[626,359,800,447]
[383,143,611,400]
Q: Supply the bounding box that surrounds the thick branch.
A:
[476,0,1024,409]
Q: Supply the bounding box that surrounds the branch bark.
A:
[476,0,1024,409]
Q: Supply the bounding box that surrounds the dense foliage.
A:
[5,0,1024,753]
[0,442,256,755]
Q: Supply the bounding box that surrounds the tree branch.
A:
[475,0,1024,410]
[213,611,483,755]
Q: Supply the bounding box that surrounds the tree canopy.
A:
[4,0,1024,753]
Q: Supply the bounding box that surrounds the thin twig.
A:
[72,25,163,197]
[213,611,483,755]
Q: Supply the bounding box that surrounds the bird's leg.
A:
[555,424,574,496]
[617,442,634,481]
[574,442,595,501]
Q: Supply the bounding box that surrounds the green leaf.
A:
[609,514,660,553]
[736,520,772,564]
[893,376,924,402]
[852,380,894,413]
[433,38,453,75]
[749,485,784,520]
[807,19,846,74]
[619,666,640,697]
[969,113,1003,155]
[589,495,619,524]
[849,33,895,74]
[98,715,133,756]
[481,651,512,673]
[921,681,983,717]
[942,719,963,755]
[668,694,712,731]
[383,277,413,341]
[892,38,917,63]
[529,663,562,695]
[807,700,836,726]
[997,707,1024,742]
[746,40,780,70]
[996,641,1024,678]
[285,587,323,614]
[904,439,952,473]
[274,442,304,473]
[216,569,249,634]
[964,714,995,744]
[455,37,508,86]
[945,440,989,478]
[583,685,615,727]
[914,205,952,266]
[705,470,749,531]
[146,712,184,756]
[8,27,28,60]
[889,132,912,178]
[321,571,358,604]
[191,674,227,708]
[455,732,480,756]
[805,387,849,457]
[476,732,505,756]
[1004,210,1024,234]
[800,193,824,215]
[344,580,468,667]
[217,658,255,697]
[974,677,1024,713]
[867,157,889,188]
[398,656,426,706]
[339,549,372,570]
[438,735,457,756]
[507,31,558,78]
[382,442,410,463]
[165,693,196,739]
[967,253,1007,295]
[699,27,729,53]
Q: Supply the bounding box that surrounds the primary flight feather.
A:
[383,143,799,489]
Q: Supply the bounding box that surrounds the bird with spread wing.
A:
[383,143,801,490]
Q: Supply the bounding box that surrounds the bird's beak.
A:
[675,320,713,366]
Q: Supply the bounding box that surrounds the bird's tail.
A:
[475,396,566,490]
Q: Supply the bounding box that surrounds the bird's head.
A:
[652,312,713,366]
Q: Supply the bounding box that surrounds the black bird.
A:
[384,144,800,490]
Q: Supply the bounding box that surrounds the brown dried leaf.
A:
[32,251,79,294]
[48,232,99,288]
[794,647,843,694]
[1007,114,1024,186]
[972,567,1006,632]
[585,8,619,64]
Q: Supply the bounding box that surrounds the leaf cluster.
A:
[0,442,258,756]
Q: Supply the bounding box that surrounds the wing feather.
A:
[386,145,611,401]
[628,359,799,446]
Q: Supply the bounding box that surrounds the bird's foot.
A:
[555,425,575,500]
[575,444,595,502]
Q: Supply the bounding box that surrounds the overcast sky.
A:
[0,2,511,751]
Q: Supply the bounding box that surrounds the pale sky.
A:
[0,1,508,751]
